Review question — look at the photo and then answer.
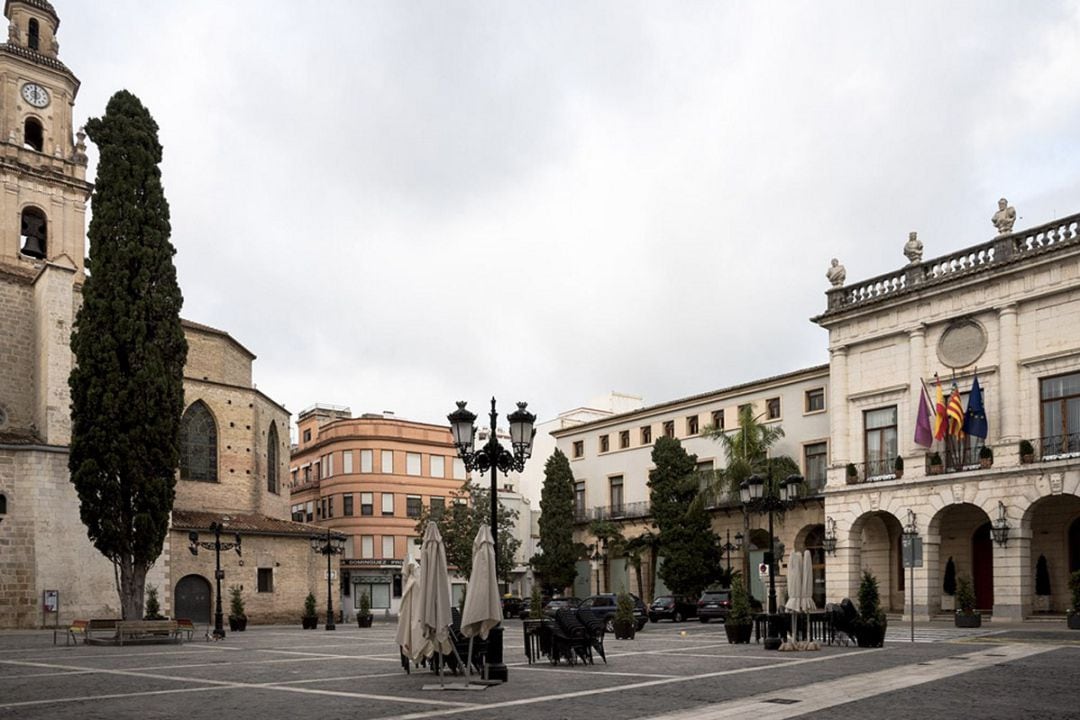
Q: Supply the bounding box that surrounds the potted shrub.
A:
[357,591,373,628]
[1020,439,1035,464]
[854,570,887,647]
[927,451,943,475]
[846,463,858,485]
[941,557,956,612]
[1068,570,1080,630]
[302,592,318,629]
[1035,555,1052,613]
[954,575,981,628]
[893,455,904,479]
[724,574,754,644]
[979,445,994,469]
[144,585,165,620]
[613,592,636,640]
[228,585,247,631]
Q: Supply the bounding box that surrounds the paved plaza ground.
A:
[1,619,1078,719]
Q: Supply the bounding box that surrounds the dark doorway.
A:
[972,522,994,612]
[174,574,211,625]
[1070,518,1080,573]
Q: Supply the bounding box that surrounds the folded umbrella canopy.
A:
[395,554,426,663]
[461,524,501,641]
[780,552,803,651]
[420,522,453,659]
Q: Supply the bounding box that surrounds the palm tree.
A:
[702,404,787,502]
[624,529,661,602]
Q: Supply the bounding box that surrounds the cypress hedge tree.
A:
[69,90,187,621]
[532,449,579,594]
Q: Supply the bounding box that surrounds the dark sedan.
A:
[697,589,731,622]
[542,597,582,618]
[648,595,697,623]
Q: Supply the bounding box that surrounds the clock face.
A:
[21,82,49,108]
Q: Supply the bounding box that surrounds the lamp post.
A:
[311,527,346,631]
[739,472,801,651]
[448,397,536,683]
[720,529,744,576]
[902,510,919,643]
[823,516,838,556]
[991,501,1011,547]
[590,545,603,594]
[188,520,242,639]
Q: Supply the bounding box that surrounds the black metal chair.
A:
[575,607,607,663]
[551,608,591,665]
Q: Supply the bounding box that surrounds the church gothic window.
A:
[19,206,46,259]
[23,117,43,151]
[27,19,39,51]
[267,422,279,494]
[180,400,218,482]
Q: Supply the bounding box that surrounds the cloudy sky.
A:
[57,1,1080,433]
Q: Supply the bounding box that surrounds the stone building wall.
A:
[0,273,34,430]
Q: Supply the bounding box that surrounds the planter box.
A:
[855,617,887,647]
[613,621,636,640]
[1068,614,1080,630]
[955,613,982,628]
[302,616,318,630]
[228,616,247,632]
[358,615,373,628]
[725,622,753,644]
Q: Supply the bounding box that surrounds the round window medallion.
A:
[937,320,987,369]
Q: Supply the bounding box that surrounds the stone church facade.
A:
[0,1,333,629]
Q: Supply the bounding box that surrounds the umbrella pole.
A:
[468,637,475,678]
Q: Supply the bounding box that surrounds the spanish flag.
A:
[947,383,965,437]
[933,376,947,440]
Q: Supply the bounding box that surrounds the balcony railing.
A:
[850,458,898,483]
[574,501,651,523]
[1036,434,1080,462]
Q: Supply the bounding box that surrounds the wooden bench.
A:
[82,618,120,645]
[175,618,195,641]
[55,619,89,646]
[115,620,179,646]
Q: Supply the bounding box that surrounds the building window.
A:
[430,455,445,478]
[23,117,43,153]
[382,493,394,515]
[291,503,304,522]
[360,449,373,472]
[327,453,335,477]
[406,452,421,476]
[382,535,395,559]
[599,435,610,453]
[640,425,652,444]
[343,494,354,516]
[1041,372,1080,456]
[575,481,585,518]
[406,495,422,518]
[805,387,826,413]
[804,442,828,491]
[302,465,311,483]
[609,476,623,514]
[766,397,781,420]
[686,416,699,435]
[864,406,898,477]
[305,501,314,522]
[712,409,724,430]
[381,450,394,473]
[361,536,374,559]
[327,496,334,518]
[355,581,391,610]
[257,568,273,593]
[572,440,584,458]
[266,422,279,494]
[453,458,466,479]
[619,430,630,449]
[663,421,675,438]
[738,404,752,422]
[342,450,353,474]
[430,496,445,517]
[27,18,39,51]
[180,400,218,482]
[360,492,373,516]
[302,428,311,442]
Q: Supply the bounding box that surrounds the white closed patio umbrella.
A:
[395,554,426,665]
[780,552,803,651]
[802,549,820,650]
[461,525,501,677]
[420,522,454,665]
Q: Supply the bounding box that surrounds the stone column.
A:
[997,304,1019,444]
[907,326,926,459]
[830,346,850,468]
[992,522,1029,622]
[824,507,860,604]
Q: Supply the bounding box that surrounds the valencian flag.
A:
[962,374,988,438]
[933,376,948,440]
[914,380,934,448]
[947,382,965,437]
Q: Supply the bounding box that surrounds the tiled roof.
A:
[171,510,343,539]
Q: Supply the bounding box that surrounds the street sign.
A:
[43,590,58,612]
[325,570,337,580]
[902,536,923,568]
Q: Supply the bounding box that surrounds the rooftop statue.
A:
[903,231,923,264]
[826,258,846,287]
[992,197,1016,235]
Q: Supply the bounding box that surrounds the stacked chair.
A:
[575,607,607,664]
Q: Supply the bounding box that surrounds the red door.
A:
[972,523,994,612]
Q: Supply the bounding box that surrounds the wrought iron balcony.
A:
[1036,434,1080,462]
[846,458,898,484]
[573,501,651,523]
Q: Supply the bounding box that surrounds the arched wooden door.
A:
[972,523,994,612]
[174,574,212,624]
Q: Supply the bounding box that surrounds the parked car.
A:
[697,589,731,622]
[500,596,524,618]
[542,596,582,619]
[579,593,648,632]
[648,595,697,623]
[517,595,553,619]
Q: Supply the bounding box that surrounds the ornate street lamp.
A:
[311,528,347,630]
[991,501,1010,547]
[902,510,920,642]
[720,529,743,575]
[823,516,838,556]
[448,398,536,683]
[188,520,242,639]
[739,472,801,650]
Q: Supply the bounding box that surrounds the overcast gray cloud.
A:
[57,1,1080,432]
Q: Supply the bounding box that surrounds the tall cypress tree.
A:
[69,90,187,620]
[532,449,578,594]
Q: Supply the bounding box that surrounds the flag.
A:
[962,375,988,439]
[914,380,934,448]
[947,383,964,437]
[933,377,947,440]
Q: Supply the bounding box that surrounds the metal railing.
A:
[573,501,651,523]
[1037,433,1080,461]
[847,458,898,484]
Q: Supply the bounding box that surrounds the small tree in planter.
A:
[978,446,993,469]
[613,592,636,640]
[846,463,858,485]
[228,585,247,631]
[854,570,887,647]
[725,573,753,644]
[529,585,544,620]
[357,591,373,628]
[893,455,904,479]
[144,585,165,620]
[954,575,980,627]
[302,592,318,629]
[1067,570,1080,630]
[941,557,957,611]
[1035,554,1052,613]
[1019,439,1035,464]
